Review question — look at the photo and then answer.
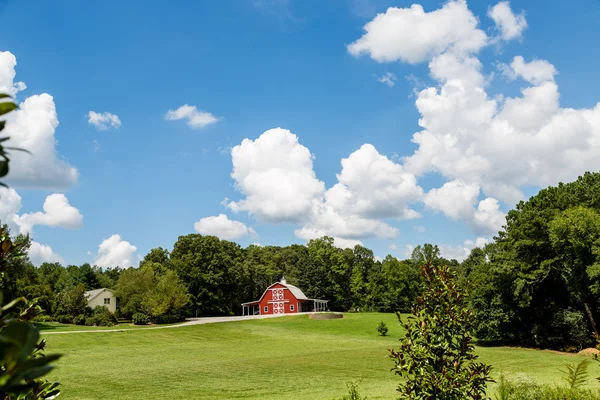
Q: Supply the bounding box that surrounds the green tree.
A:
[390,263,493,399]
[170,234,243,316]
[548,206,600,334]
[141,269,190,318]
[54,283,89,320]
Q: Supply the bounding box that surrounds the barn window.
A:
[290,305,294,311]
[264,306,268,313]
[104,298,110,305]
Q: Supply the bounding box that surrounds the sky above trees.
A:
[0,0,598,267]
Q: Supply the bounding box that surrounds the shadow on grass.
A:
[33,322,60,331]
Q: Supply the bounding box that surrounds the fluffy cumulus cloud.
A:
[0,52,78,189]
[28,241,64,266]
[15,194,83,235]
[226,128,325,223]
[94,234,137,269]
[0,52,26,96]
[194,214,257,240]
[227,129,424,247]
[0,187,22,231]
[423,180,505,236]
[347,0,487,64]
[488,1,527,41]
[500,56,556,85]
[165,105,221,129]
[439,237,489,261]
[87,111,121,130]
[349,0,600,238]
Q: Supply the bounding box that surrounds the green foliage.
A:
[72,314,86,326]
[495,374,600,400]
[86,306,116,327]
[53,283,89,320]
[376,321,388,336]
[390,263,493,399]
[341,380,367,400]
[467,172,600,349]
[115,265,189,320]
[561,359,589,390]
[132,313,150,325]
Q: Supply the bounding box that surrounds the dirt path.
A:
[41,313,310,335]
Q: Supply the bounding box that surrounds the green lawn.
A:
[35,321,181,332]
[44,313,600,399]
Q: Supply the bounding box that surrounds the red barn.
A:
[241,278,328,315]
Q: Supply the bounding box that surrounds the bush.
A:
[56,314,72,324]
[495,374,600,400]
[340,380,367,400]
[92,306,117,325]
[153,314,184,325]
[72,314,86,325]
[389,263,493,399]
[132,313,150,325]
[376,321,388,336]
[85,317,96,326]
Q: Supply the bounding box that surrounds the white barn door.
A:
[273,302,285,314]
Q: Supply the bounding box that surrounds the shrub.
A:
[495,374,600,400]
[133,313,150,325]
[389,263,493,399]
[72,314,86,325]
[376,321,388,336]
[92,306,117,326]
[85,317,96,326]
[341,380,367,400]
[56,314,72,324]
[153,314,184,325]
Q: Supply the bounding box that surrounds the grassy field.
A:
[35,321,181,332]
[44,313,600,399]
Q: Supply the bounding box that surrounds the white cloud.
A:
[194,214,257,240]
[0,187,22,232]
[439,237,489,261]
[226,128,325,223]
[413,225,426,233]
[0,52,26,96]
[28,241,64,266]
[0,52,78,190]
[94,234,137,269]
[500,56,557,85]
[165,104,221,129]
[424,179,479,222]
[347,0,487,64]
[424,180,505,236]
[389,243,398,251]
[15,193,83,235]
[329,144,423,220]
[488,1,527,41]
[378,72,396,87]
[87,111,121,130]
[4,93,79,189]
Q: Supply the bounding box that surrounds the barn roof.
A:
[241,278,312,305]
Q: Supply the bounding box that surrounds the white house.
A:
[84,288,117,313]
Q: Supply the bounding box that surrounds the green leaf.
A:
[0,159,9,177]
[0,101,17,116]
[0,94,12,99]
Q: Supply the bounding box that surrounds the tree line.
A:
[6,172,600,351]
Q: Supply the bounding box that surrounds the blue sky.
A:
[0,0,599,267]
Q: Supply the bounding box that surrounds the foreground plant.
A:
[389,263,493,399]
[0,95,61,399]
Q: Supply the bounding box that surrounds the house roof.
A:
[84,288,114,302]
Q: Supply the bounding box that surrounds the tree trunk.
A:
[583,301,598,335]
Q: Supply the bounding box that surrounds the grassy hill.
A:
[44,313,600,399]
